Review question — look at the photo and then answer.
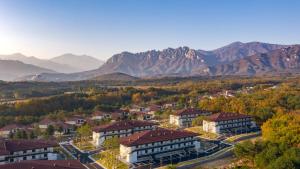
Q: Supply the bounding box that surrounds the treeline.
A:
[234,112,300,169]
[199,83,300,123]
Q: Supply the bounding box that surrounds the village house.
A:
[91,111,111,120]
[64,116,85,126]
[119,128,201,164]
[92,120,157,147]
[203,112,256,134]
[0,160,86,169]
[146,105,162,116]
[0,124,28,138]
[38,118,57,129]
[134,112,154,121]
[169,108,212,128]
[0,139,58,164]
[163,103,176,109]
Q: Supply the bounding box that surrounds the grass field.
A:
[92,150,128,169]
[185,126,219,140]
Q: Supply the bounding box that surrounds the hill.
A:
[50,53,104,71]
[0,60,55,81]
[92,72,139,81]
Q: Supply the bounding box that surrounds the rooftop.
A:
[0,160,85,169]
[174,108,210,116]
[0,139,58,155]
[205,112,251,122]
[92,120,157,132]
[0,124,26,131]
[120,128,198,147]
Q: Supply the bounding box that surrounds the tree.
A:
[132,93,142,104]
[191,115,205,126]
[102,137,120,169]
[45,125,55,136]
[103,137,120,150]
[76,124,92,142]
[261,112,300,146]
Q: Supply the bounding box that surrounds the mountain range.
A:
[0,53,104,81]
[2,41,300,82]
[0,60,55,81]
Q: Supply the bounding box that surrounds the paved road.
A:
[60,142,104,169]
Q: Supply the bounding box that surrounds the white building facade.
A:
[170,109,212,128]
[0,140,58,164]
[120,128,201,164]
[92,120,157,147]
[203,112,256,134]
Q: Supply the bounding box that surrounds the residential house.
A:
[203,112,256,134]
[0,160,86,169]
[169,108,212,128]
[119,128,201,164]
[92,120,157,147]
[0,139,58,164]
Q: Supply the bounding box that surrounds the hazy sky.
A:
[0,0,299,60]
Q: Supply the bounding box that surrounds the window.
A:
[32,149,35,152]
[23,156,26,160]
[32,155,35,159]
[44,148,47,151]
[44,154,47,157]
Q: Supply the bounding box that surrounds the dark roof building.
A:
[119,128,201,164]
[120,128,198,147]
[0,160,86,169]
[93,120,157,133]
[203,112,256,134]
[92,120,157,147]
[0,139,57,156]
[205,112,251,122]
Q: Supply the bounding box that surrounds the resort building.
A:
[92,120,157,147]
[0,160,86,169]
[0,139,58,164]
[203,112,256,134]
[0,124,28,138]
[64,116,85,126]
[119,128,201,164]
[169,108,212,128]
[91,111,111,120]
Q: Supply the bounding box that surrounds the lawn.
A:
[225,131,262,143]
[73,140,96,151]
[93,150,128,169]
[185,126,219,140]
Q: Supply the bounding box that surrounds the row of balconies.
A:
[216,118,251,124]
[136,142,194,156]
[133,138,196,150]
[218,122,251,128]
[12,148,51,156]
[102,126,154,135]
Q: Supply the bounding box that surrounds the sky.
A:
[0,0,299,60]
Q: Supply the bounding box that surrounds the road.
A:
[59,142,104,169]
[175,132,261,169]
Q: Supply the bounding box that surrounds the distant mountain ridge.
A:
[0,60,55,81]
[50,53,104,72]
[13,42,300,82]
[204,45,300,76]
[0,53,104,73]
[92,72,139,81]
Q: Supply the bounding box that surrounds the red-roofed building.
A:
[169,108,212,128]
[119,128,200,163]
[0,124,27,138]
[91,111,111,120]
[0,160,86,169]
[92,120,158,147]
[203,112,256,134]
[0,139,58,164]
